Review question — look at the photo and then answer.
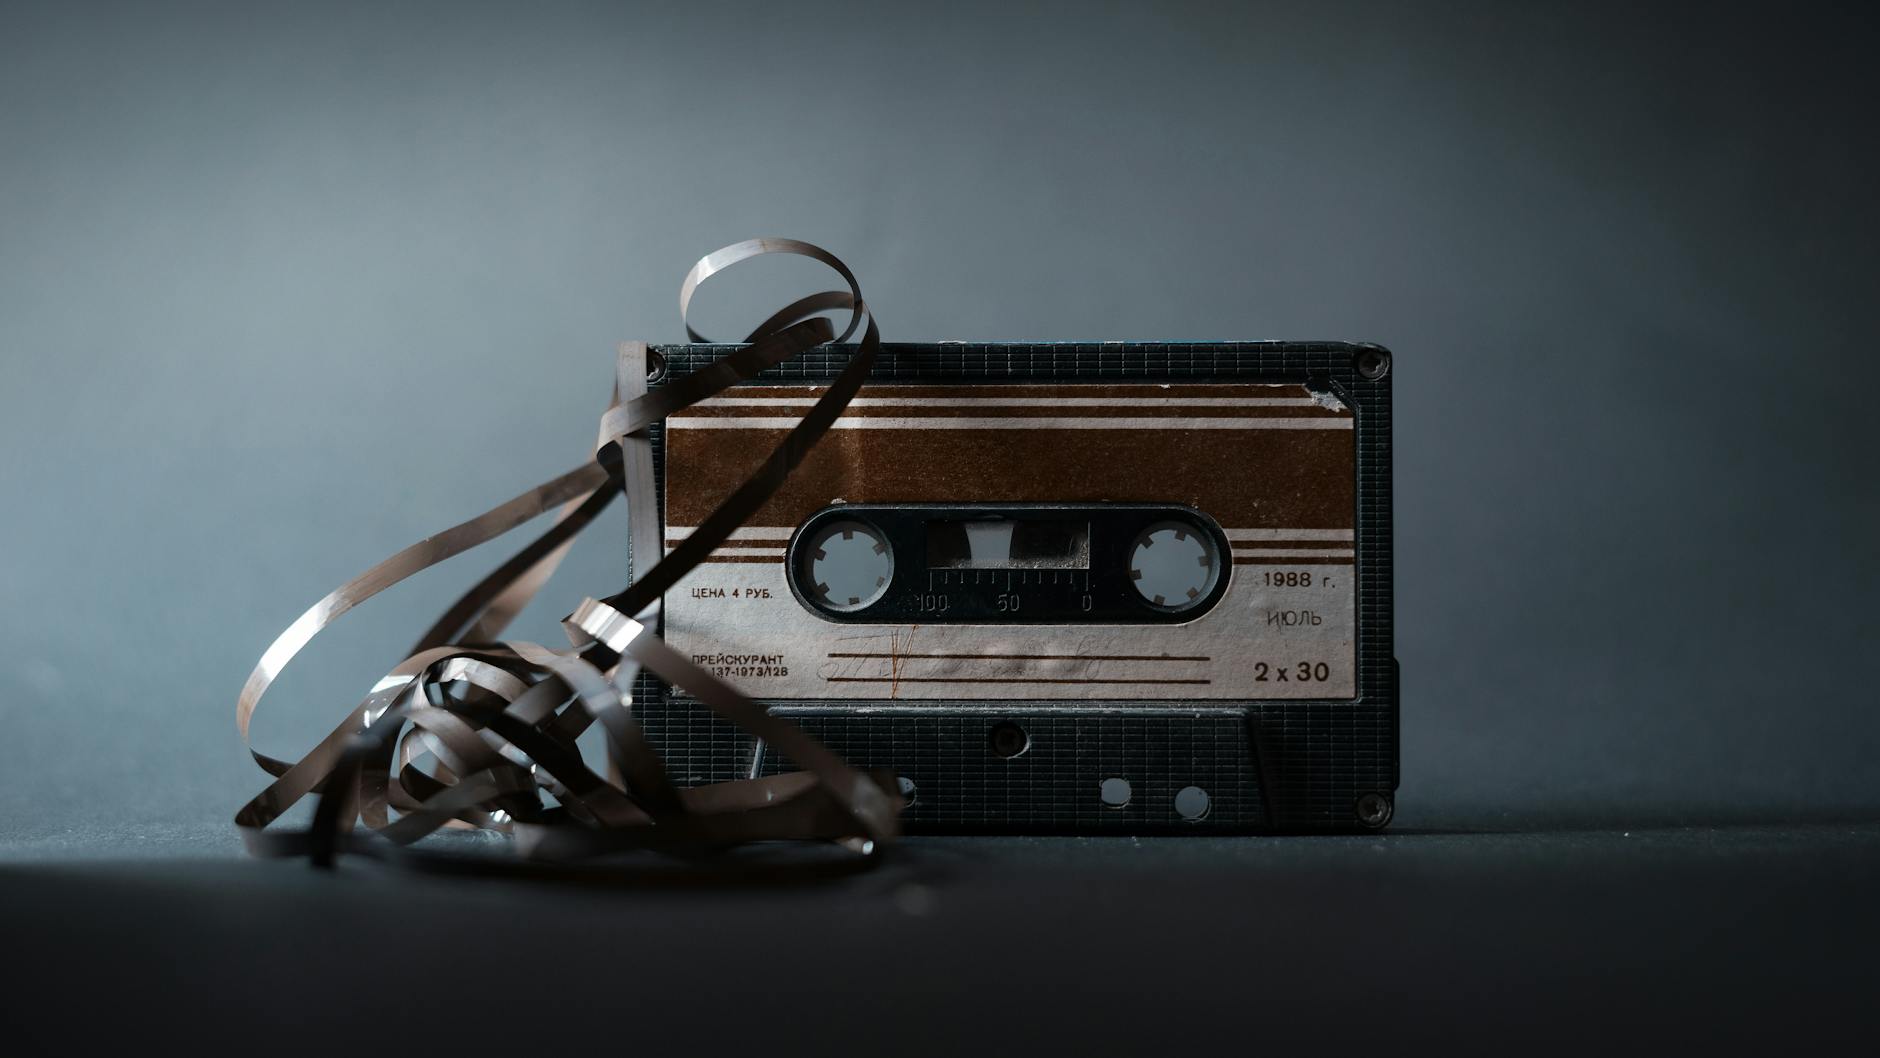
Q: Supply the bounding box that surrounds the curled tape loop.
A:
[236,239,896,865]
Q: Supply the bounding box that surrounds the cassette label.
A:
[664,382,1357,700]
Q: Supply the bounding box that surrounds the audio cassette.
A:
[636,342,1397,833]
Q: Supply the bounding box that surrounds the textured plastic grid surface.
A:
[635,342,1395,832]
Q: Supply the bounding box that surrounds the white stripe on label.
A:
[667,416,1352,431]
[667,545,787,557]
[1224,529,1356,541]
[695,396,1327,408]
[665,526,795,540]
[1230,548,1356,558]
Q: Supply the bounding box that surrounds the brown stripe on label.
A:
[677,404,1347,419]
[720,383,1322,400]
[1232,542,1356,549]
[667,422,1356,530]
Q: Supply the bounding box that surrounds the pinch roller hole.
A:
[988,722,1029,759]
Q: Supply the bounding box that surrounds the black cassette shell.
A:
[636,342,1397,834]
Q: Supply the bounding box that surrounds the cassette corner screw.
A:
[1354,348,1390,381]
[1355,792,1393,829]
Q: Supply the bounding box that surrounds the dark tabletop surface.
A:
[7,816,1876,1054]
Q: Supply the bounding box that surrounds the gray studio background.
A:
[2,0,1874,855]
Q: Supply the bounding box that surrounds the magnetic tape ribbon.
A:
[235,238,899,866]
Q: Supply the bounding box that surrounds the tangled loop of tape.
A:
[235,238,897,866]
